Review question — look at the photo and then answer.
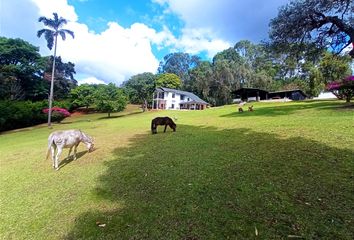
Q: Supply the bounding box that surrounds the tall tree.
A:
[37,12,74,127]
[0,37,43,100]
[70,84,96,109]
[42,56,77,99]
[269,0,354,58]
[122,72,156,112]
[158,53,200,83]
[94,83,127,117]
[319,52,352,84]
[155,73,182,89]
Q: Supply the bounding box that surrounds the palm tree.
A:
[37,12,74,127]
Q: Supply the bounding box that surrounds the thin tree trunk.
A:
[48,34,58,128]
[142,99,147,112]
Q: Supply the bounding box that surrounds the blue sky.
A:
[1,0,290,85]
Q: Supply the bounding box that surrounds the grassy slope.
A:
[0,101,353,239]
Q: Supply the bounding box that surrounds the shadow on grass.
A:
[221,101,348,118]
[65,125,354,239]
[57,150,88,170]
[98,111,143,120]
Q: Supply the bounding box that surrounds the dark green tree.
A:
[158,52,200,83]
[188,61,213,101]
[270,0,354,58]
[70,84,96,109]
[0,37,44,100]
[37,12,74,127]
[122,72,156,112]
[42,56,77,99]
[319,52,352,84]
[94,83,127,117]
[155,73,182,89]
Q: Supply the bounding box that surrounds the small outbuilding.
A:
[232,88,307,102]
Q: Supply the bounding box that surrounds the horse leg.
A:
[68,146,73,159]
[55,147,63,170]
[164,124,167,132]
[51,146,56,168]
[73,143,79,160]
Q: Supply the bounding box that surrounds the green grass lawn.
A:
[0,100,353,239]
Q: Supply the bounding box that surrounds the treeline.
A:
[0,36,352,131]
[0,37,77,101]
[124,41,352,107]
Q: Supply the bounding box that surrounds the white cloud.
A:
[78,77,106,85]
[58,21,161,84]
[2,0,168,85]
[31,0,78,22]
[0,0,239,85]
[174,28,231,58]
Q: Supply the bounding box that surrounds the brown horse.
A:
[151,117,176,134]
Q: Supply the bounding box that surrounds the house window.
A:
[180,95,185,100]
[171,104,174,109]
[158,92,164,99]
[172,93,175,98]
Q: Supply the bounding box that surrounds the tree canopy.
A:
[94,83,127,117]
[155,73,182,89]
[158,52,200,83]
[269,0,354,57]
[122,72,156,111]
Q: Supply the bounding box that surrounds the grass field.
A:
[0,100,353,239]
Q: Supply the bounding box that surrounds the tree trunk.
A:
[48,34,58,128]
[108,112,111,118]
[142,99,147,112]
[346,95,351,103]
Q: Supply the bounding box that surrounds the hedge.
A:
[0,100,74,132]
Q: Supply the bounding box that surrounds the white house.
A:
[152,87,209,110]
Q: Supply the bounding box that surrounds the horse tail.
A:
[46,134,54,160]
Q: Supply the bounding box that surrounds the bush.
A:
[327,75,354,102]
[0,100,71,132]
[0,101,43,131]
[42,107,71,123]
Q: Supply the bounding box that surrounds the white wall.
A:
[314,92,337,99]
[164,91,193,110]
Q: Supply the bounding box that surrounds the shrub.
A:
[42,107,71,123]
[327,75,354,102]
[0,101,46,131]
[0,100,72,132]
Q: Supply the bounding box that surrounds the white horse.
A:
[46,129,94,170]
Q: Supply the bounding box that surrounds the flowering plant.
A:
[42,107,71,122]
[326,75,354,102]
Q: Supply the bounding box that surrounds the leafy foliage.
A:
[0,37,45,100]
[122,72,156,111]
[38,12,74,126]
[158,52,200,83]
[269,0,354,57]
[70,84,96,109]
[319,52,352,84]
[327,75,354,102]
[37,13,74,50]
[94,84,127,117]
[155,73,182,89]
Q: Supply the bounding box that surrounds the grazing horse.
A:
[151,117,176,134]
[46,129,94,170]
